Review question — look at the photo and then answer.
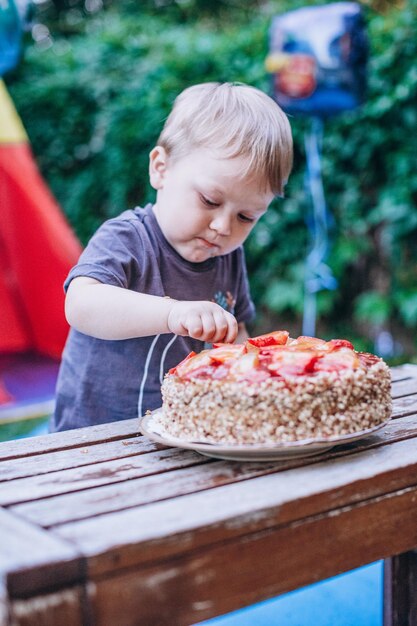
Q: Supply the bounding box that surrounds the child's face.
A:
[150,147,275,263]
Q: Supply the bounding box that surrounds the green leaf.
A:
[354,292,392,326]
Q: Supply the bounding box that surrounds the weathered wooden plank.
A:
[0,437,166,482]
[392,394,417,418]
[11,461,280,527]
[89,486,417,626]
[391,376,417,399]
[0,448,210,506]
[390,364,417,382]
[11,413,417,528]
[53,434,417,577]
[8,586,89,626]
[383,551,417,626]
[0,418,140,461]
[373,413,417,444]
[0,509,83,599]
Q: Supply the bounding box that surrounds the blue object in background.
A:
[265,3,368,336]
[0,0,22,76]
[200,561,382,626]
[267,2,368,118]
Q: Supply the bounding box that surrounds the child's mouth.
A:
[197,237,219,249]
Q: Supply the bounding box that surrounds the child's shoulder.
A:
[87,205,154,250]
[109,204,151,225]
[98,204,154,234]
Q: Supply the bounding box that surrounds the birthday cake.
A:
[160,331,391,444]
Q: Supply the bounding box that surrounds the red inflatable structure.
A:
[0,80,81,360]
[0,80,81,421]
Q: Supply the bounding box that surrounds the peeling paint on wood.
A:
[9,587,85,626]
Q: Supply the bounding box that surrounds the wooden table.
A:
[1,364,417,626]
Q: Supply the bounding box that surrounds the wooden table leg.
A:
[384,551,417,626]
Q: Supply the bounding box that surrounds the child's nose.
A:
[209,213,232,236]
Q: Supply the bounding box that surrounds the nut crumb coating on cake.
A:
[160,360,392,444]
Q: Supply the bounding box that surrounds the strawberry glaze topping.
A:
[170,331,379,382]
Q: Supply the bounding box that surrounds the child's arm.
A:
[65,276,238,343]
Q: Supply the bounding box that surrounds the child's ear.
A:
[149,146,168,190]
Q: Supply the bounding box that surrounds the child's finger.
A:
[211,310,230,342]
[199,312,217,341]
[221,313,238,344]
[186,312,205,338]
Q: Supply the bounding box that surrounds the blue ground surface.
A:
[200,561,382,626]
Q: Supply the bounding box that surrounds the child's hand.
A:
[167,301,238,343]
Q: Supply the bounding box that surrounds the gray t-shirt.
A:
[52,204,255,431]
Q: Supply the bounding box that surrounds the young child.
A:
[51,81,293,432]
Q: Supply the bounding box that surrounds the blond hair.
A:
[157,82,293,197]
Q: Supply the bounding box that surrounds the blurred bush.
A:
[6,0,417,354]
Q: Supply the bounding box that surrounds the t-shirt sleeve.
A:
[64,217,143,291]
[233,247,256,324]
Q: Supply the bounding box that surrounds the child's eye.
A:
[200,194,220,207]
[238,213,256,224]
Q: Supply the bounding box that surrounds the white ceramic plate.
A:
[139,409,390,462]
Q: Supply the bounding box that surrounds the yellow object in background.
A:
[264,52,290,74]
[0,79,27,143]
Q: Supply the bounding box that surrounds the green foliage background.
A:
[6,0,417,356]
